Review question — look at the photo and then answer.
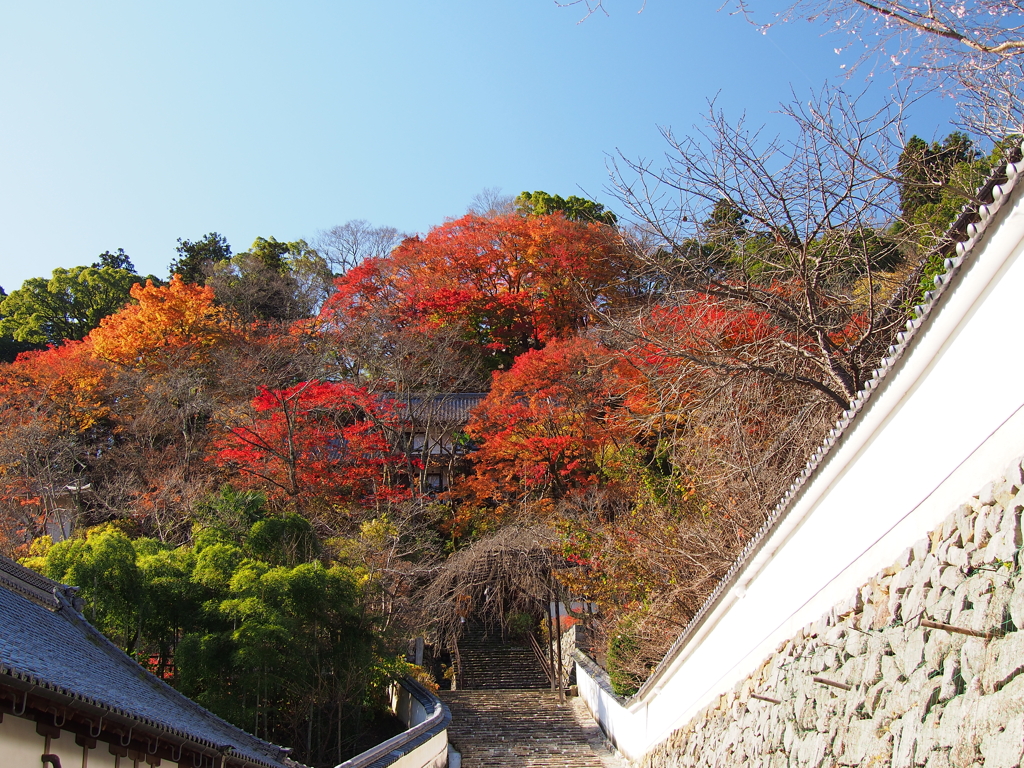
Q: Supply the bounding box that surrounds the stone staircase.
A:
[456,634,549,690]
[443,629,623,767]
[441,690,622,768]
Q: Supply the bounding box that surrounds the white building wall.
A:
[0,714,46,768]
[577,169,1024,761]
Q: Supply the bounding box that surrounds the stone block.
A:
[946,546,968,568]
[979,716,1024,768]
[977,481,996,507]
[924,629,952,670]
[903,583,931,624]
[860,604,877,632]
[795,731,829,768]
[895,564,919,593]
[845,630,866,658]
[939,652,964,703]
[974,511,992,548]
[893,709,923,768]
[897,547,914,569]
[1001,457,1024,488]
[915,707,943,766]
[956,506,975,544]
[950,583,972,623]
[969,546,990,568]
[863,681,886,717]
[904,628,927,674]
[938,566,961,591]
[935,695,967,748]
[938,509,958,541]
[986,502,1004,537]
[1007,488,1024,514]
[930,590,954,623]
[985,529,1017,563]
[960,637,987,688]
[841,719,893,766]
[994,483,1019,509]
[783,720,796,753]
[948,731,981,767]
[1010,579,1024,631]
[981,631,1024,694]
[883,653,905,685]
[873,600,894,631]
[914,538,931,561]
[924,748,952,768]
[888,632,909,675]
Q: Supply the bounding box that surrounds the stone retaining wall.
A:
[639,459,1024,768]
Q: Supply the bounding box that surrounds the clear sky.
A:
[0,1,956,292]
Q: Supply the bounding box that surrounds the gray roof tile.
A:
[0,556,295,768]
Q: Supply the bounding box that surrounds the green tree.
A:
[34,526,146,652]
[208,237,328,321]
[0,286,43,362]
[92,248,136,272]
[515,190,617,226]
[169,232,232,284]
[894,134,1014,301]
[0,264,144,345]
[23,500,396,767]
[896,133,978,221]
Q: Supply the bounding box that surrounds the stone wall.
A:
[639,459,1024,768]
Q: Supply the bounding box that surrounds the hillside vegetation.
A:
[0,126,1008,763]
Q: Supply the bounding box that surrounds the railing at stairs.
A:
[334,677,451,768]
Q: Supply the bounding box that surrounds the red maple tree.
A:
[461,336,633,516]
[212,380,408,511]
[321,212,633,369]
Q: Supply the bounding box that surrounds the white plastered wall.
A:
[578,176,1024,761]
[0,713,147,768]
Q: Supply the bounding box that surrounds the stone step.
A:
[457,637,550,690]
[441,690,624,768]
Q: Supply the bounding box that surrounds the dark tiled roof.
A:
[0,556,80,611]
[387,393,487,425]
[0,556,294,768]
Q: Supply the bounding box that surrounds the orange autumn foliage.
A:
[322,212,633,368]
[90,276,234,370]
[2,340,110,434]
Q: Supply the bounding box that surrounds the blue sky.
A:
[0,1,956,291]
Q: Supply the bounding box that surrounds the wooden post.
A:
[554,599,565,704]
[920,619,1004,639]
[546,595,556,693]
[813,676,852,691]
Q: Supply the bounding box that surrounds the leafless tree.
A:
[312,220,407,276]
[418,525,557,652]
[466,187,517,217]
[607,87,917,409]
[554,0,647,22]
[766,0,1024,138]
[336,498,445,633]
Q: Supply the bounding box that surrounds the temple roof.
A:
[0,556,296,768]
